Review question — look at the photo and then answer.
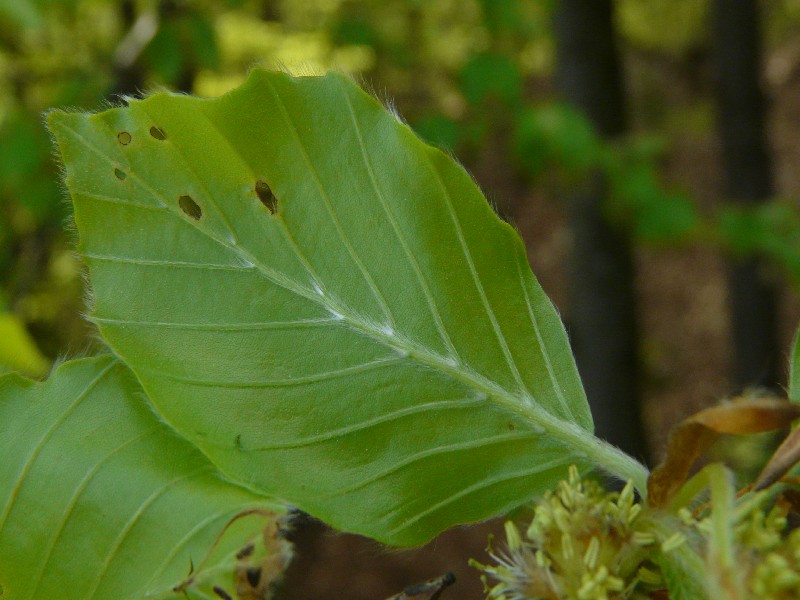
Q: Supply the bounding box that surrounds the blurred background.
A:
[2,0,800,597]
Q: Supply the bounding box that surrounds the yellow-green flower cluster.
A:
[713,499,799,598]
[471,466,663,600]
[674,488,800,598]
[472,465,800,599]
[748,527,800,598]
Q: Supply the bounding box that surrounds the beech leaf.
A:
[45,70,647,546]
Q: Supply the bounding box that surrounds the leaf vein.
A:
[249,396,487,450]
[192,106,324,291]
[424,151,530,396]
[83,254,249,271]
[146,356,406,388]
[26,428,160,600]
[0,361,116,535]
[386,456,570,536]
[142,508,241,593]
[135,105,241,245]
[73,189,167,211]
[515,258,577,422]
[262,76,397,330]
[329,431,544,497]
[90,316,340,331]
[340,81,461,362]
[86,466,215,600]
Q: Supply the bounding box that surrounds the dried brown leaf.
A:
[648,397,800,507]
[383,572,456,600]
[754,425,800,490]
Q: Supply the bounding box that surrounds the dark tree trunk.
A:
[712,0,780,390]
[554,0,648,462]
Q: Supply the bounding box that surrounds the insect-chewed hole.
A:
[114,168,127,180]
[149,126,167,140]
[179,195,202,220]
[255,180,278,214]
[117,131,131,145]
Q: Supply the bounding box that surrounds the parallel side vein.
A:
[385,455,570,536]
[0,362,116,534]
[328,431,543,498]
[249,396,487,450]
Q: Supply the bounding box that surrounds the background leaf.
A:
[0,356,287,599]
[0,312,50,377]
[50,70,645,546]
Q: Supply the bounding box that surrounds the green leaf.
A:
[413,112,461,152]
[0,356,287,599]
[49,70,647,546]
[514,103,601,176]
[460,53,521,107]
[0,0,40,29]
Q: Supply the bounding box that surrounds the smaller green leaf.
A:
[514,103,601,177]
[144,24,184,83]
[460,52,521,107]
[0,0,40,29]
[186,13,220,71]
[333,14,378,47]
[0,356,287,599]
[413,113,461,151]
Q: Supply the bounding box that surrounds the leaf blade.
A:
[50,71,636,545]
[0,357,286,599]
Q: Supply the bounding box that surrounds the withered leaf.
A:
[648,396,800,507]
[383,572,456,600]
[172,509,292,600]
[234,516,293,600]
[754,425,800,490]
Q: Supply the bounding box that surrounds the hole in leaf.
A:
[255,180,278,214]
[179,195,202,220]
[149,126,167,140]
[117,131,131,145]
[114,168,126,180]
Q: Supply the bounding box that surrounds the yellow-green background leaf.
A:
[0,356,286,599]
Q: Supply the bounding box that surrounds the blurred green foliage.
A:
[1,0,799,374]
